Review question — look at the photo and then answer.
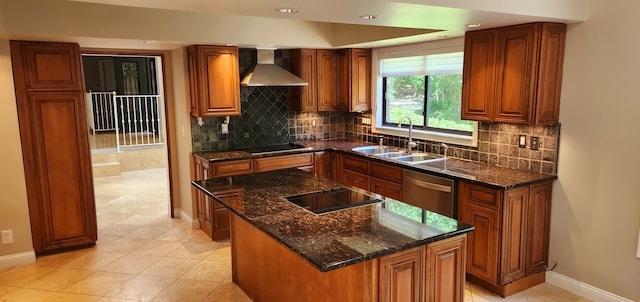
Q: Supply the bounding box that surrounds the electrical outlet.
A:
[530,136,540,150]
[312,119,316,127]
[518,134,527,148]
[221,124,228,134]
[1,230,13,244]
[244,132,249,138]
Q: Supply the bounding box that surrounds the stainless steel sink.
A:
[374,151,408,158]
[351,145,398,154]
[392,153,446,164]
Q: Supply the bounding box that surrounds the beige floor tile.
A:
[203,281,252,302]
[203,246,232,262]
[187,232,216,243]
[62,251,125,271]
[0,288,56,302]
[128,240,182,257]
[156,227,200,242]
[63,271,133,296]
[96,238,150,254]
[0,265,56,287]
[166,242,220,260]
[98,224,148,239]
[123,225,174,240]
[524,282,591,302]
[106,275,174,301]
[45,292,101,302]
[180,260,230,283]
[100,254,161,274]
[22,268,93,291]
[152,279,219,302]
[0,286,15,296]
[139,257,200,278]
[96,297,137,302]
[118,214,164,226]
[35,250,89,268]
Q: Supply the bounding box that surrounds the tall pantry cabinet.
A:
[10,41,97,254]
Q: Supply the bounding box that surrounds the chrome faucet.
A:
[441,143,449,158]
[398,116,417,153]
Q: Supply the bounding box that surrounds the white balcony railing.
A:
[86,91,165,152]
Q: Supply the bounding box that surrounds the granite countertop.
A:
[192,168,474,272]
[193,139,557,190]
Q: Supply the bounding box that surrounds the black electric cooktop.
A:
[237,143,312,155]
[284,187,382,215]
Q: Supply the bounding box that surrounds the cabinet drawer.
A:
[371,177,402,200]
[370,162,402,183]
[461,182,502,210]
[342,154,370,174]
[254,153,314,172]
[342,169,370,191]
[211,159,253,177]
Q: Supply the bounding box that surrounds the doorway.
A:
[81,52,173,231]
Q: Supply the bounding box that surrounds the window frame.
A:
[381,75,473,137]
[371,38,478,147]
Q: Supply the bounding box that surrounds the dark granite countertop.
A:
[193,139,557,190]
[192,169,474,272]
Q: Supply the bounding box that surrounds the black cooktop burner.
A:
[237,143,312,155]
[284,187,382,215]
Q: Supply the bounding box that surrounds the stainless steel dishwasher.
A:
[402,170,455,218]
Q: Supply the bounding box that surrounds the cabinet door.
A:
[314,151,331,178]
[289,49,317,112]
[350,49,372,112]
[200,161,214,239]
[11,41,97,254]
[461,30,496,122]
[425,235,466,302]
[534,23,566,125]
[525,182,552,275]
[188,45,240,117]
[213,207,231,240]
[458,182,500,285]
[194,157,205,225]
[317,50,338,111]
[371,177,402,200]
[494,24,537,124]
[500,186,529,284]
[336,49,371,112]
[341,170,370,191]
[379,247,424,302]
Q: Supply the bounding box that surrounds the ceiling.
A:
[1,0,588,49]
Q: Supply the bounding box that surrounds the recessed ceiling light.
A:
[276,8,298,13]
[467,23,482,28]
[360,15,377,20]
[143,40,157,44]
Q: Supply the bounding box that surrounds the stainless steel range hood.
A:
[240,49,308,87]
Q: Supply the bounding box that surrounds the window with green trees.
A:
[381,52,473,135]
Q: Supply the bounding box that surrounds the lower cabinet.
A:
[457,180,552,297]
[340,153,404,199]
[192,152,316,241]
[379,235,466,302]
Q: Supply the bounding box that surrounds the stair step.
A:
[92,161,121,177]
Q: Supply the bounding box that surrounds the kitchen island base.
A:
[230,214,467,302]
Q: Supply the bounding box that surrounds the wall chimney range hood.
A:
[240,49,308,87]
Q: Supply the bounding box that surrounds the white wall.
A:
[551,0,640,300]
[0,39,35,265]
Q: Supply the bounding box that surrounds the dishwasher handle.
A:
[404,175,452,193]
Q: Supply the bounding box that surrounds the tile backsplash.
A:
[347,113,560,174]
[190,48,560,175]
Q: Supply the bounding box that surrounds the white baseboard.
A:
[178,209,199,229]
[546,271,634,302]
[0,251,36,269]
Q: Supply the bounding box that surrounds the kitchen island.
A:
[193,168,474,302]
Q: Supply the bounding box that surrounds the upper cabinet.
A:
[337,48,371,112]
[290,48,370,112]
[461,22,566,125]
[187,45,241,117]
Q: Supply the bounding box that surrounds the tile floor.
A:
[0,168,591,302]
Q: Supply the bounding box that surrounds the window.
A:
[384,199,458,231]
[381,52,472,135]
[372,41,477,147]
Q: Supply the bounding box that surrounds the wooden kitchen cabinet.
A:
[337,48,371,112]
[11,41,97,254]
[187,45,240,117]
[461,22,566,125]
[290,49,339,112]
[425,235,466,302]
[254,153,313,173]
[457,180,553,297]
[379,246,424,302]
[340,154,371,190]
[370,161,403,200]
[313,151,339,180]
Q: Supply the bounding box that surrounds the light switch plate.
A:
[221,124,228,134]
